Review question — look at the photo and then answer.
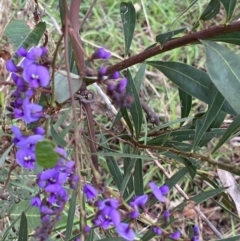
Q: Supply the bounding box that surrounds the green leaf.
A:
[121,108,134,135]
[219,0,237,22]
[101,136,123,190]
[178,88,192,119]
[212,114,240,153]
[194,87,225,148]
[120,158,136,196]
[165,167,189,189]
[98,238,127,241]
[54,71,82,104]
[209,32,240,46]
[134,63,146,92]
[147,61,236,115]
[4,20,30,52]
[126,70,143,138]
[217,235,240,241]
[0,144,13,167]
[35,140,59,168]
[156,28,185,46]
[18,212,28,241]
[134,159,144,195]
[86,228,94,241]
[65,190,77,240]
[202,40,240,114]
[141,229,156,241]
[192,187,225,203]
[120,2,136,56]
[51,125,68,147]
[182,158,196,179]
[200,0,220,21]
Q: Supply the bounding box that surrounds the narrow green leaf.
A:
[194,87,225,148]
[54,107,72,129]
[134,159,144,195]
[202,40,240,114]
[121,108,134,135]
[51,125,68,147]
[147,61,236,115]
[35,140,59,168]
[156,28,185,46]
[0,144,13,167]
[134,63,146,92]
[200,0,220,21]
[217,235,240,241]
[209,32,240,46]
[126,70,143,138]
[120,2,135,56]
[141,229,156,241]
[101,136,123,190]
[212,114,240,153]
[165,167,189,189]
[192,187,225,203]
[178,88,192,119]
[86,228,94,241]
[98,238,127,241]
[18,212,28,241]
[120,159,136,196]
[219,0,237,22]
[182,159,196,179]
[65,190,77,240]
[124,155,134,195]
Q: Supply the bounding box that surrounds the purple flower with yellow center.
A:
[170,231,181,240]
[22,63,50,88]
[83,184,98,201]
[91,47,111,60]
[116,223,135,241]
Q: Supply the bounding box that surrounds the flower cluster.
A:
[91,47,134,108]
[7,46,78,240]
[83,181,171,240]
[6,47,50,123]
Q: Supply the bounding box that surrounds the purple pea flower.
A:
[129,210,139,219]
[6,60,20,72]
[109,71,120,79]
[191,237,200,241]
[116,223,136,241]
[153,227,162,235]
[26,47,45,60]
[160,185,170,195]
[17,47,28,57]
[149,182,166,202]
[170,231,181,240]
[193,225,200,236]
[91,47,111,60]
[130,194,148,209]
[16,148,36,170]
[31,195,41,207]
[22,63,50,88]
[164,210,170,222]
[116,78,127,94]
[83,184,98,201]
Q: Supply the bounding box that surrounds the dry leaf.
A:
[217,169,240,216]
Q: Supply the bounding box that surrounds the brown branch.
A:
[106,21,240,74]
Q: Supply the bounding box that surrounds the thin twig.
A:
[79,0,98,31]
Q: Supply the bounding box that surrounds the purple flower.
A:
[191,237,200,241]
[31,195,41,207]
[109,71,120,79]
[170,231,181,240]
[193,225,200,236]
[17,47,27,57]
[129,210,139,219]
[153,227,162,235]
[22,98,44,123]
[130,194,148,209]
[34,126,45,135]
[6,60,20,72]
[91,47,111,60]
[116,78,127,94]
[98,66,107,79]
[164,210,170,222]
[22,63,50,88]
[83,184,98,201]
[26,47,44,60]
[84,225,91,233]
[160,185,169,195]
[149,182,165,202]
[16,148,36,170]
[116,223,136,241]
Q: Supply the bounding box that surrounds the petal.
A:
[149,182,165,202]
[36,65,50,87]
[160,185,169,195]
[116,223,136,241]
